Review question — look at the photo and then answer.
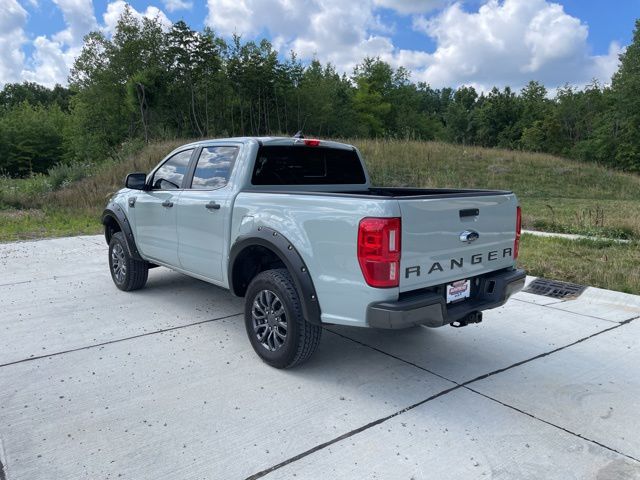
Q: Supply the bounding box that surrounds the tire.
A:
[108,231,149,291]
[244,269,322,368]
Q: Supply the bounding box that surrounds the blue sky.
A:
[558,0,637,54]
[2,0,638,89]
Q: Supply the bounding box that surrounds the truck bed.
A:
[249,187,513,199]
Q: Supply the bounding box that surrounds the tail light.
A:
[514,206,522,259]
[304,139,321,146]
[358,217,401,288]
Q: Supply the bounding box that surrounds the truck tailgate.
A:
[399,193,518,292]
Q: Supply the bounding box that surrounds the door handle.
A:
[205,201,221,210]
[162,200,174,208]
[459,208,479,218]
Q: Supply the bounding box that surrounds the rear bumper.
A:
[366,268,526,329]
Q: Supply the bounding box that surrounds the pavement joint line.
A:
[0,311,243,369]
[245,316,640,480]
[512,297,622,324]
[0,270,105,288]
[336,318,640,459]
[0,280,31,288]
[244,382,464,480]
[447,314,638,386]
[464,385,640,464]
[513,295,567,306]
[541,303,632,324]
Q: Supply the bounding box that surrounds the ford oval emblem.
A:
[459,230,480,244]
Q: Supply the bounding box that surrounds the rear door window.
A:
[190,146,239,189]
[252,146,366,185]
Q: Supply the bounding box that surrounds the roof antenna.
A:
[293,130,304,139]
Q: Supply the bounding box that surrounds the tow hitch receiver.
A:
[450,311,483,328]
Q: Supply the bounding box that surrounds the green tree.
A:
[3,9,638,177]
[608,19,640,170]
[473,87,522,148]
[351,58,395,136]
[164,22,223,137]
[0,102,68,176]
[68,7,168,158]
[444,86,478,143]
[0,82,72,113]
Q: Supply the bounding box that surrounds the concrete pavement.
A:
[1,235,639,479]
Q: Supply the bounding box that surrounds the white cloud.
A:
[206,0,395,73]
[163,0,193,12]
[19,1,172,87]
[0,0,28,85]
[51,0,98,46]
[289,1,395,73]
[590,41,624,85]
[205,0,297,38]
[393,49,433,70]
[411,0,621,90]
[22,38,81,87]
[3,0,625,92]
[20,0,96,86]
[204,0,619,90]
[373,0,446,14]
[22,0,98,87]
[103,1,172,35]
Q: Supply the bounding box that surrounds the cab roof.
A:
[181,136,355,151]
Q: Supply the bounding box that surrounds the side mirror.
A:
[125,173,147,190]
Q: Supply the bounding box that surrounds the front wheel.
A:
[244,269,322,368]
[108,231,149,291]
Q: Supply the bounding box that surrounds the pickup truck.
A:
[102,136,525,368]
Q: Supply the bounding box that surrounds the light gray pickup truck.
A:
[102,136,525,368]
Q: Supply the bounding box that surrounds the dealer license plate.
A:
[446,279,471,303]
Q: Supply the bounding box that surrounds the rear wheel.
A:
[109,231,149,291]
[244,269,321,368]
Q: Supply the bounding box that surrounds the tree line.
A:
[1,9,639,177]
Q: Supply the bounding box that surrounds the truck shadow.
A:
[138,267,604,390]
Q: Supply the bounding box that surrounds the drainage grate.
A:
[523,278,587,300]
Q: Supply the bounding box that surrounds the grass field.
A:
[358,140,640,240]
[0,140,184,241]
[1,138,639,293]
[519,234,640,294]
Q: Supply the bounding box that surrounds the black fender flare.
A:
[101,202,144,261]
[228,226,322,325]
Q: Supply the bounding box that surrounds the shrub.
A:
[47,162,95,190]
